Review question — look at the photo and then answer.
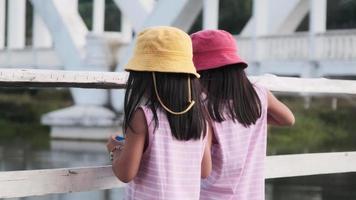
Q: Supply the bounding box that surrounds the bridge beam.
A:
[277,0,309,34]
[242,0,309,36]
[33,12,52,48]
[7,0,26,49]
[113,0,155,32]
[30,0,86,68]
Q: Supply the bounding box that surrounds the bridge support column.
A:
[203,0,219,30]
[93,0,105,33]
[0,0,5,49]
[7,0,26,49]
[309,0,327,60]
[310,0,327,34]
[31,0,118,140]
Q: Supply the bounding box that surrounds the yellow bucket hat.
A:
[125,26,200,78]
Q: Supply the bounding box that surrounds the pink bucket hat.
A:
[190,30,247,71]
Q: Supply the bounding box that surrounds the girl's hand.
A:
[106,135,125,153]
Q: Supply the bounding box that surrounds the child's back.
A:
[126,106,206,199]
[106,26,212,200]
[191,30,294,200]
[200,85,268,200]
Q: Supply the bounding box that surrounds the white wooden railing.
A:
[1,68,356,198]
[236,29,356,61]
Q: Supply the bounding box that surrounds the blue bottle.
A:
[115,135,125,141]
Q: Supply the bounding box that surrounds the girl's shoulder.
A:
[253,83,269,100]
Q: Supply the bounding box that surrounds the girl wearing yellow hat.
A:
[106,26,212,199]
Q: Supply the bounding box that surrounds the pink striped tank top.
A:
[125,106,206,200]
[200,84,268,200]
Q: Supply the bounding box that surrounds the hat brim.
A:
[193,51,248,71]
[125,55,200,78]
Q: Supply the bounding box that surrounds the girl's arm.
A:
[111,108,148,183]
[267,90,295,126]
[201,122,212,178]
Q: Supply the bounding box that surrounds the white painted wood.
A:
[30,0,87,68]
[249,74,356,95]
[120,14,133,42]
[143,0,203,31]
[93,0,105,33]
[1,152,356,198]
[0,48,61,68]
[0,165,124,198]
[242,0,309,36]
[7,0,26,49]
[252,0,269,36]
[310,0,327,34]
[203,0,219,30]
[113,0,154,32]
[0,69,356,95]
[0,68,128,88]
[0,0,5,49]
[277,0,309,34]
[266,152,356,179]
[33,12,52,48]
[309,0,327,60]
[235,30,356,62]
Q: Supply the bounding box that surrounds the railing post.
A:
[203,0,219,30]
[309,0,327,60]
[93,0,105,33]
[0,0,5,49]
[7,0,26,49]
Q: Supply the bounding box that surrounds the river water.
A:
[1,139,356,200]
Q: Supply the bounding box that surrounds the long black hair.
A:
[123,71,207,140]
[199,64,262,126]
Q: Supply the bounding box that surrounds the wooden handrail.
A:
[1,68,356,94]
[1,152,356,198]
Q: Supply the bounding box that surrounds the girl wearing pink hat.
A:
[191,30,295,200]
[106,26,212,199]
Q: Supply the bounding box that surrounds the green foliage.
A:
[78,0,121,31]
[268,96,356,155]
[0,89,72,149]
[327,0,356,30]
[104,0,121,31]
[189,0,252,34]
[78,0,93,30]
[218,0,252,34]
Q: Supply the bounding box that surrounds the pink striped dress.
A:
[200,84,268,200]
[125,106,206,200]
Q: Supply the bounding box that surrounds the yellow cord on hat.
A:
[152,72,195,115]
